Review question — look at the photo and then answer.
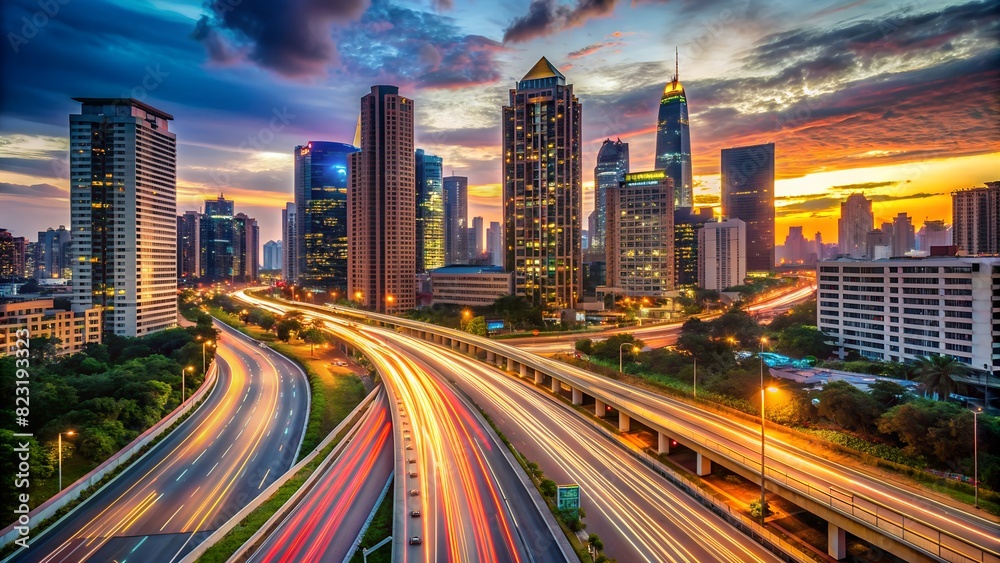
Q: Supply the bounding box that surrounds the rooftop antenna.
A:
[674,46,679,82]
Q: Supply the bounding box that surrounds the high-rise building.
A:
[282,202,297,281]
[654,52,693,209]
[234,212,259,282]
[502,57,582,308]
[35,226,72,279]
[698,218,746,291]
[443,175,468,265]
[916,220,951,252]
[952,182,1000,256]
[720,143,775,272]
[838,193,874,258]
[487,221,503,267]
[865,229,892,260]
[263,240,283,271]
[674,206,713,287]
[200,194,235,282]
[0,229,27,281]
[176,211,200,281]
[471,216,485,257]
[69,98,176,337]
[782,226,809,264]
[891,212,915,257]
[294,141,360,290]
[348,85,416,313]
[415,149,445,272]
[593,138,629,250]
[605,170,675,297]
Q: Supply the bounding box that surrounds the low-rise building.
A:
[816,256,1000,370]
[429,265,514,307]
[1,298,102,356]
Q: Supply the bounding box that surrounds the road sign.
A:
[556,484,580,515]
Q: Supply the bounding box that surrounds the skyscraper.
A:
[200,194,235,282]
[952,182,1000,256]
[502,57,582,308]
[443,175,468,265]
[295,141,359,290]
[593,138,629,250]
[720,143,775,272]
[471,216,485,257]
[891,212,915,257]
[654,51,693,209]
[838,193,874,258]
[69,98,176,337]
[176,211,200,281]
[234,212,259,282]
[348,85,416,313]
[263,240,283,271]
[415,149,445,272]
[282,202,297,282]
[783,226,809,264]
[0,229,26,281]
[673,206,713,287]
[487,221,503,267]
[916,220,951,251]
[605,170,675,297]
[698,218,746,291]
[35,225,72,279]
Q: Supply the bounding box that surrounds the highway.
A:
[234,292,568,563]
[248,390,393,563]
[8,321,309,563]
[383,330,780,563]
[510,283,816,353]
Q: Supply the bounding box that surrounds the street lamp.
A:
[974,407,982,509]
[759,335,770,522]
[58,431,76,491]
[693,357,697,398]
[619,343,639,373]
[182,366,194,403]
[354,290,363,303]
[202,340,214,373]
[385,295,395,311]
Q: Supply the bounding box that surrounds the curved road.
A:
[8,321,309,563]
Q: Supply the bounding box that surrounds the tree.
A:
[591,334,644,364]
[465,316,487,336]
[868,380,911,409]
[912,355,968,399]
[773,325,832,359]
[300,328,326,357]
[815,381,881,433]
[539,478,557,498]
[276,318,302,343]
[575,339,594,355]
[878,399,973,468]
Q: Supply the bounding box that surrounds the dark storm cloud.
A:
[828,181,899,192]
[777,191,938,216]
[195,0,369,77]
[0,182,66,199]
[502,0,620,43]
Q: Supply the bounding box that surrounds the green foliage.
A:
[247,307,277,331]
[485,294,544,329]
[749,499,772,520]
[911,355,968,399]
[275,318,302,342]
[815,381,881,433]
[772,325,832,359]
[465,315,487,336]
[768,298,817,332]
[868,380,912,409]
[589,333,644,364]
[799,428,925,468]
[540,478,557,498]
[0,431,52,512]
[878,399,975,469]
[575,339,594,355]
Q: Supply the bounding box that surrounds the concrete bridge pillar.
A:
[487,351,495,363]
[571,387,583,405]
[828,523,846,560]
[658,432,671,455]
[507,358,514,372]
[550,377,560,394]
[519,364,527,378]
[619,412,631,432]
[696,453,712,476]
[534,370,544,385]
[595,399,605,418]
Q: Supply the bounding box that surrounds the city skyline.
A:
[1,0,997,245]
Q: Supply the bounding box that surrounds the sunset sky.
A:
[1,0,997,246]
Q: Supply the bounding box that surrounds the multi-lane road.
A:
[8,321,309,563]
[236,293,568,562]
[248,390,393,563]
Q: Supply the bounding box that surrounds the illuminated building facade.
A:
[200,194,235,282]
[674,206,713,287]
[502,57,582,308]
[721,142,775,272]
[605,170,675,297]
[654,54,693,209]
[593,138,629,251]
[444,175,468,265]
[176,211,200,281]
[295,141,359,290]
[69,98,176,337]
[415,149,445,272]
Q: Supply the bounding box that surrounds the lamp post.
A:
[202,340,214,373]
[693,358,697,398]
[759,336,769,523]
[385,295,395,313]
[462,309,472,330]
[182,366,194,403]
[58,431,75,491]
[974,407,982,509]
[619,343,639,373]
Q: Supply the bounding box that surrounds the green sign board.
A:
[556,484,581,514]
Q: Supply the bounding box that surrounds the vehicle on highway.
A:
[410,510,421,518]
[409,536,422,545]
[409,489,420,496]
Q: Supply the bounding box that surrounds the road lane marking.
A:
[258,468,271,489]
[207,462,219,476]
[175,469,188,482]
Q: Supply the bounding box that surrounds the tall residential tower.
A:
[838,193,874,258]
[502,57,582,308]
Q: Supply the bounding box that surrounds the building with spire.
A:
[592,138,629,251]
[502,57,582,309]
[654,49,693,209]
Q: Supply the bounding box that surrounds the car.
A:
[409,489,419,496]
[409,536,422,545]
[410,510,421,518]
[409,471,418,477]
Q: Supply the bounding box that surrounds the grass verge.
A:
[347,481,394,563]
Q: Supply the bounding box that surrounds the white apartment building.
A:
[698,218,746,291]
[817,256,1000,370]
[70,98,177,337]
[429,266,514,307]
